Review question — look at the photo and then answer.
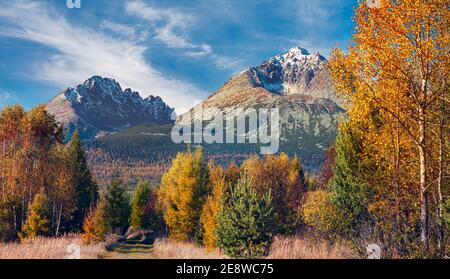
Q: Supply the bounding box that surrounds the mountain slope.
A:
[178,47,344,156]
[46,76,175,139]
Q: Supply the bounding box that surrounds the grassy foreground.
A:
[0,234,356,259]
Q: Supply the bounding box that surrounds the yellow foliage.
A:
[81,200,107,244]
[200,163,228,250]
[157,148,208,241]
[242,153,305,233]
[301,191,343,238]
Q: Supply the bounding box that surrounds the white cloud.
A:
[0,1,206,114]
[125,0,241,71]
[125,0,196,48]
[185,44,213,57]
[100,21,148,42]
[296,0,334,26]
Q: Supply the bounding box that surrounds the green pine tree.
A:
[66,130,99,231]
[328,122,371,239]
[215,175,275,259]
[104,179,130,234]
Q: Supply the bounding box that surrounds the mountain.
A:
[178,47,345,158]
[46,76,175,140]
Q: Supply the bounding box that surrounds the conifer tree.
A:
[215,175,275,258]
[328,123,371,239]
[104,179,130,234]
[20,191,50,240]
[67,130,99,231]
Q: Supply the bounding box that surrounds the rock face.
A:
[46,76,174,139]
[178,47,345,158]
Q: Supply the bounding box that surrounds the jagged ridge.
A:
[47,76,174,139]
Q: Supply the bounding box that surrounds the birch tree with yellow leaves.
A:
[330,0,449,257]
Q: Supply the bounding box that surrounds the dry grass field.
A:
[0,234,357,259]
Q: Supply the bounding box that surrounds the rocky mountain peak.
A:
[237,46,331,97]
[47,76,174,140]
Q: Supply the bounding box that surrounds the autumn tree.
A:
[301,190,342,240]
[157,148,209,241]
[0,105,99,240]
[200,163,229,249]
[329,0,449,257]
[242,153,306,234]
[82,199,108,244]
[19,191,50,240]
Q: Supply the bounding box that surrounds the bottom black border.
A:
[1,260,447,278]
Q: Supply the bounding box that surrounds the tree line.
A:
[0,105,98,241]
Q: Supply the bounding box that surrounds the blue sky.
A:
[0,0,356,112]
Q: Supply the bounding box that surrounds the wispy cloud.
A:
[0,1,206,113]
[185,44,213,57]
[297,0,334,26]
[0,90,14,108]
[100,21,148,42]
[125,0,242,71]
[125,0,197,48]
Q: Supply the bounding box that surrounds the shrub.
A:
[130,180,164,232]
[216,175,275,258]
[301,190,342,239]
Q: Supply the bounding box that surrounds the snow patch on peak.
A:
[64,88,83,103]
[237,46,329,96]
[83,76,122,94]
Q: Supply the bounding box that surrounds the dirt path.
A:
[99,239,155,259]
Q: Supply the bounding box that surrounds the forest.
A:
[0,0,448,259]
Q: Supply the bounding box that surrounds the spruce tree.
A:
[67,130,99,231]
[215,175,275,258]
[328,123,371,239]
[104,179,130,234]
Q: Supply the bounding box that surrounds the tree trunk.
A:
[418,106,429,256]
[436,90,445,257]
[56,203,63,237]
